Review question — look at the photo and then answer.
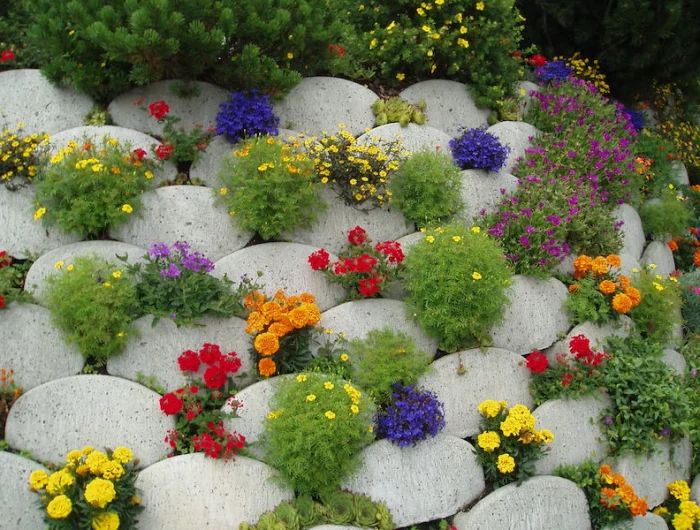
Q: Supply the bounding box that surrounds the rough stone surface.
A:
[0,185,81,259]
[107,314,255,391]
[457,169,519,222]
[670,161,690,186]
[318,299,439,356]
[518,81,541,117]
[188,135,236,188]
[610,514,668,530]
[692,473,700,504]
[0,69,94,135]
[341,435,485,528]
[357,123,453,153]
[383,231,424,300]
[453,476,591,530]
[283,186,412,256]
[135,454,294,530]
[0,303,84,391]
[419,349,532,438]
[0,452,49,530]
[619,253,643,277]
[612,437,692,508]
[661,348,686,376]
[5,375,175,467]
[544,317,633,364]
[640,240,676,276]
[398,80,491,137]
[24,240,146,304]
[109,80,229,136]
[486,121,539,174]
[490,275,572,354]
[273,77,377,136]
[111,186,253,262]
[533,395,611,475]
[614,203,645,261]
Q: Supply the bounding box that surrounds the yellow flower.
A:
[340,353,349,362]
[111,446,133,464]
[422,25,431,32]
[55,261,64,269]
[652,282,664,291]
[84,477,117,508]
[144,170,153,179]
[396,73,405,81]
[426,235,435,243]
[296,374,307,383]
[219,187,228,196]
[435,0,444,4]
[471,226,480,233]
[500,415,522,437]
[66,450,82,464]
[459,26,467,34]
[103,282,111,288]
[649,263,656,269]
[350,404,359,414]
[476,1,485,10]
[477,431,501,452]
[306,394,317,402]
[669,480,691,501]
[34,207,46,220]
[29,469,49,490]
[472,271,482,280]
[452,236,462,242]
[287,52,294,59]
[92,511,120,530]
[478,399,502,418]
[535,429,555,444]
[457,38,469,48]
[47,494,73,519]
[121,204,133,213]
[324,382,335,390]
[431,33,440,39]
[85,450,109,474]
[369,38,378,49]
[66,264,74,271]
[112,270,121,279]
[117,332,125,338]
[417,7,425,14]
[101,460,125,480]
[496,453,516,474]
[46,469,75,495]
[325,410,336,420]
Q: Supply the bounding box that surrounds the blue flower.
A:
[375,384,446,447]
[216,90,280,144]
[535,60,573,83]
[449,127,510,172]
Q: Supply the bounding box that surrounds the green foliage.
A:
[261,373,374,497]
[82,105,113,127]
[680,336,700,475]
[639,189,693,240]
[0,0,41,70]
[600,335,694,456]
[628,266,683,344]
[403,223,512,351]
[634,130,680,198]
[346,328,432,405]
[0,252,35,308]
[44,255,138,362]
[390,150,464,228]
[371,97,427,128]
[679,270,700,335]
[217,136,325,241]
[33,136,156,239]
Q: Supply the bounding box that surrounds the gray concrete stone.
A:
[457,169,520,222]
[212,242,346,312]
[419,349,532,438]
[612,437,692,508]
[518,81,541,118]
[490,275,572,354]
[5,375,175,467]
[610,514,667,530]
[135,453,294,529]
[111,186,253,262]
[382,231,425,300]
[619,253,642,277]
[107,314,255,391]
[614,203,645,261]
[24,240,146,304]
[0,185,81,259]
[533,395,611,475]
[0,452,49,530]
[109,80,228,136]
[670,161,690,186]
[357,123,452,154]
[0,303,84,391]
[544,317,633,364]
[273,77,377,137]
[691,473,700,504]
[661,348,686,376]
[318,299,439,357]
[399,80,491,138]
[282,186,412,256]
[486,121,539,174]
[0,69,94,135]
[640,241,676,277]
[341,435,485,528]
[453,476,591,530]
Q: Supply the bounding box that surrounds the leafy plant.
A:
[371,97,427,128]
[640,187,693,240]
[390,150,464,228]
[680,270,700,335]
[403,223,512,351]
[0,368,23,441]
[216,90,280,144]
[217,135,325,240]
[653,480,700,527]
[44,255,138,363]
[628,265,683,343]
[0,122,49,190]
[375,384,445,447]
[0,251,34,309]
[449,127,510,172]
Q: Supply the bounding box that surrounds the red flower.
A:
[308,249,330,270]
[164,429,180,448]
[154,143,174,160]
[561,373,573,387]
[132,97,144,107]
[198,343,222,365]
[375,241,405,264]
[333,261,348,275]
[512,51,521,58]
[203,366,227,389]
[348,226,368,245]
[328,44,345,56]
[186,401,203,422]
[525,351,549,373]
[159,392,184,415]
[178,349,201,373]
[568,334,591,357]
[530,54,547,67]
[148,100,170,120]
[355,253,378,273]
[0,294,5,309]
[132,148,147,160]
[1,50,15,63]
[0,250,11,268]
[343,257,358,273]
[190,385,199,394]
[219,354,242,375]
[358,276,381,297]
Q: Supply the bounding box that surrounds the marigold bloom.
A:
[477,431,501,452]
[258,357,276,377]
[84,477,117,508]
[261,301,284,320]
[245,311,269,334]
[669,480,691,501]
[254,332,279,356]
[606,254,622,268]
[500,416,522,437]
[611,293,633,313]
[625,287,641,307]
[29,469,49,490]
[617,274,631,289]
[111,446,133,464]
[46,494,72,519]
[268,321,293,337]
[244,291,265,311]
[629,498,648,517]
[478,399,502,418]
[46,469,75,495]
[496,453,516,474]
[598,280,616,295]
[591,256,609,276]
[568,283,580,292]
[92,512,120,530]
[573,255,593,272]
[535,429,554,444]
[667,240,679,251]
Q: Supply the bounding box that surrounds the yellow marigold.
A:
[535,429,554,444]
[672,512,694,530]
[258,358,276,377]
[46,494,72,519]
[598,280,617,295]
[617,274,631,289]
[29,469,49,490]
[669,480,691,501]
[76,464,90,476]
[268,321,293,337]
[496,453,516,474]
[46,469,75,495]
[478,399,502,418]
[85,450,109,475]
[325,410,336,420]
[84,477,116,508]
[92,512,120,530]
[245,311,269,334]
[254,332,279,356]
[261,301,284,320]
[625,287,641,307]
[508,404,536,432]
[500,415,522,437]
[100,460,125,480]
[611,293,633,314]
[477,431,501,452]
[573,255,593,272]
[244,291,265,311]
[606,254,622,268]
[653,506,669,516]
[111,446,133,464]
[679,500,700,519]
[591,256,609,276]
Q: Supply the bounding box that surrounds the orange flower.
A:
[288,306,311,328]
[629,498,648,517]
[694,250,700,267]
[568,284,580,293]
[254,332,280,356]
[245,291,265,311]
[618,483,636,504]
[302,303,321,326]
[268,321,293,337]
[667,240,679,251]
[600,487,619,508]
[273,289,287,303]
[286,295,300,305]
[591,256,609,277]
[612,293,633,313]
[299,292,315,304]
[261,301,284,321]
[600,465,614,484]
[625,287,642,307]
[606,254,622,268]
[573,255,593,272]
[617,275,631,289]
[258,358,276,377]
[598,280,617,295]
[612,474,627,487]
[245,311,269,334]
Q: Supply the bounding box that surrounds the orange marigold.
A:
[591,256,609,277]
[573,255,593,272]
[617,275,631,289]
[667,240,679,252]
[268,321,294,337]
[261,301,284,321]
[612,474,627,487]
[598,280,617,295]
[600,487,619,508]
[618,483,636,503]
[254,332,280,356]
[245,291,265,311]
[694,250,700,267]
[273,289,287,303]
[612,293,633,313]
[625,287,642,307]
[245,311,270,334]
[600,465,614,484]
[288,306,311,328]
[606,254,622,268]
[303,303,321,326]
[629,498,648,517]
[258,357,276,377]
[299,292,315,304]
[568,284,581,293]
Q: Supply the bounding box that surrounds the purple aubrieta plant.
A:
[375,384,446,447]
[449,127,510,172]
[215,90,280,144]
[148,241,215,277]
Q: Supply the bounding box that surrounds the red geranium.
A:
[348,226,368,245]
[154,143,174,160]
[0,250,11,268]
[355,253,378,273]
[1,50,15,63]
[328,44,345,56]
[358,276,381,297]
[334,261,349,275]
[178,349,201,373]
[219,355,242,374]
[561,373,573,387]
[203,366,227,389]
[0,294,5,309]
[375,241,405,264]
[132,148,147,160]
[530,54,547,67]
[308,249,330,270]
[186,401,203,421]
[159,392,184,415]
[148,100,170,120]
[525,351,549,373]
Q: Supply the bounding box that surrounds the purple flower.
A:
[525,225,535,234]
[159,263,181,278]
[149,242,171,259]
[449,127,511,172]
[603,415,613,425]
[375,385,445,447]
[546,215,561,226]
[660,427,671,437]
[519,235,531,248]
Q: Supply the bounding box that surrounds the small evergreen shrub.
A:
[449,127,510,172]
[216,90,280,144]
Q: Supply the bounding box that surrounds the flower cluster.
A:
[160,344,246,460]
[560,53,610,94]
[1,49,15,64]
[244,289,321,377]
[473,400,553,487]
[309,226,404,300]
[535,59,573,83]
[374,384,445,447]
[653,480,700,529]
[0,367,22,441]
[597,464,648,517]
[0,123,49,190]
[293,126,409,208]
[449,127,510,172]
[215,90,280,144]
[29,446,143,530]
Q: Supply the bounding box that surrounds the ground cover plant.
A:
[0,122,49,190]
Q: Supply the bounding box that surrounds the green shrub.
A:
[390,150,464,228]
[629,265,683,344]
[346,328,432,405]
[217,136,325,241]
[0,0,41,71]
[0,252,34,309]
[261,373,374,497]
[680,336,700,475]
[639,188,693,240]
[680,270,700,335]
[44,255,138,362]
[633,130,680,198]
[403,223,512,351]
